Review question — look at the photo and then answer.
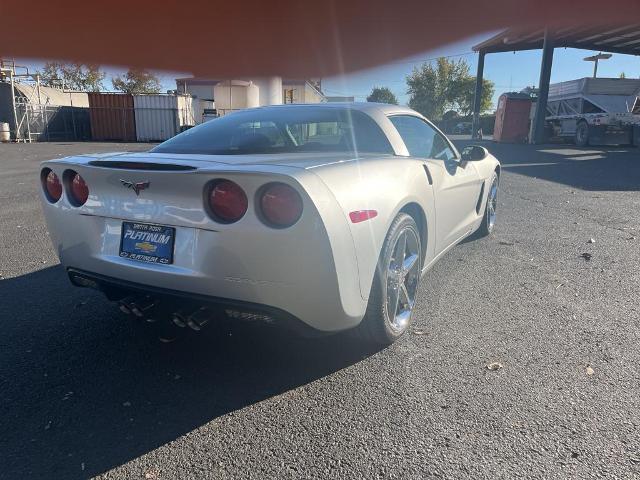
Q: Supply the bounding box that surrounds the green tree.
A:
[456,77,495,117]
[112,69,162,94]
[366,86,399,105]
[406,61,442,119]
[406,57,494,119]
[619,72,627,78]
[38,62,105,91]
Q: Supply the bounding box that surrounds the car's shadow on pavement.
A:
[454,139,640,192]
[1,265,378,479]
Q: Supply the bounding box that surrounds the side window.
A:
[389,115,456,161]
[431,133,457,161]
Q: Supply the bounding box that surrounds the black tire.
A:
[477,172,499,237]
[355,213,422,345]
[575,121,589,147]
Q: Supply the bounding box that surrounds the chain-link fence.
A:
[14,102,91,141]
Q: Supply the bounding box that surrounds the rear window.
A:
[151,107,393,155]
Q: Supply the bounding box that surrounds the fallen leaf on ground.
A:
[487,362,503,371]
[586,366,594,375]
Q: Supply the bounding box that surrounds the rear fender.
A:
[307,158,436,300]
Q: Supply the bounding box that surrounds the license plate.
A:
[119,222,175,264]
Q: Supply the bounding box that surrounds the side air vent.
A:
[88,161,197,171]
[422,165,433,185]
[475,181,486,214]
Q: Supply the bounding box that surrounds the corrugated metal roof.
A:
[474,24,640,55]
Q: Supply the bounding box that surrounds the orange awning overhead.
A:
[1,0,639,76]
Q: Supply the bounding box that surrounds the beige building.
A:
[282,79,325,104]
[176,76,325,116]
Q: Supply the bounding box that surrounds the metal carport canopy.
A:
[470,24,640,143]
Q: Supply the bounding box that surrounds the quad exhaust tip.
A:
[118,295,138,315]
[118,296,274,333]
[118,295,156,317]
[172,306,211,331]
[130,295,156,317]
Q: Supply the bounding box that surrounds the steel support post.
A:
[471,51,485,139]
[532,29,555,144]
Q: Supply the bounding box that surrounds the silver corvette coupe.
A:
[39,103,500,344]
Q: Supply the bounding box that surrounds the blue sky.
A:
[322,33,640,108]
[17,32,640,110]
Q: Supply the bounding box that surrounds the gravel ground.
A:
[1,141,639,479]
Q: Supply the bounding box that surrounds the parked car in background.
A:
[453,122,473,134]
[39,103,500,345]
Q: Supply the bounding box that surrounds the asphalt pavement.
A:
[1,141,639,479]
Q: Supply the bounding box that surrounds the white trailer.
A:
[545,77,640,146]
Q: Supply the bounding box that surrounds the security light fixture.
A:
[583,52,613,78]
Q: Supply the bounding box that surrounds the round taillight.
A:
[207,180,248,223]
[67,171,89,206]
[42,168,62,203]
[259,183,303,228]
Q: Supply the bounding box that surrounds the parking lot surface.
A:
[1,141,639,479]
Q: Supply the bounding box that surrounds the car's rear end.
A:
[39,152,366,333]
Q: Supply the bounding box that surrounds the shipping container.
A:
[88,92,136,142]
[133,94,198,142]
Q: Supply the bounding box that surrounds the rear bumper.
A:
[42,209,366,332]
[67,268,323,336]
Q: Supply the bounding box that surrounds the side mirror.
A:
[460,145,488,162]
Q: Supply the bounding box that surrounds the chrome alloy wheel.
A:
[386,227,421,333]
[487,177,498,231]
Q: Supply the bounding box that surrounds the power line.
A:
[383,51,476,66]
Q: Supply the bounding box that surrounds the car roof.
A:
[246,102,421,117]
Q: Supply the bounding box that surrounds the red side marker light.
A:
[349,210,378,223]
